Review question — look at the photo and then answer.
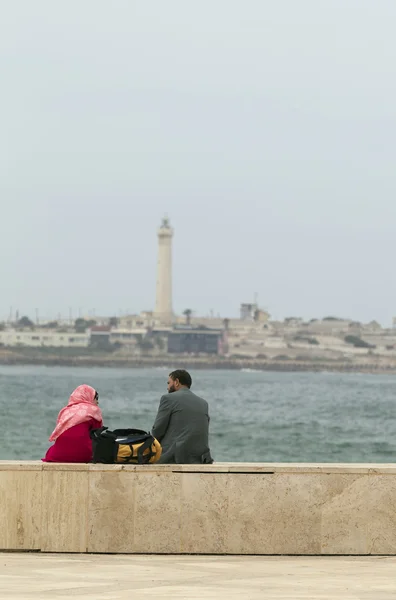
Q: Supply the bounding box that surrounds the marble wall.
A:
[1,461,395,555]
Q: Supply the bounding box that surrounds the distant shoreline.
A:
[1,352,396,375]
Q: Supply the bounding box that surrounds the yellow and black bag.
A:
[90,427,162,464]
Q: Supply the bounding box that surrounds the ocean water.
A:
[0,365,395,463]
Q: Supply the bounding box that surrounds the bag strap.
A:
[119,436,156,464]
[136,437,155,464]
[90,426,108,441]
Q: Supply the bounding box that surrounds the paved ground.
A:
[0,553,395,599]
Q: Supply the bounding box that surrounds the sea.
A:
[0,364,395,463]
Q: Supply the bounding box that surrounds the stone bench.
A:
[1,461,395,554]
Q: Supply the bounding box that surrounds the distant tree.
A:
[293,335,319,345]
[74,318,97,333]
[74,318,85,331]
[41,321,58,329]
[16,316,34,329]
[0,322,5,331]
[223,318,230,331]
[109,316,118,327]
[183,309,192,326]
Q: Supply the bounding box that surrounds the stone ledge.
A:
[1,460,396,473]
[1,462,396,555]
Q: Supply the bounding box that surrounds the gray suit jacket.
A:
[151,388,212,464]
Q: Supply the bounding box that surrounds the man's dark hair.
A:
[169,369,192,388]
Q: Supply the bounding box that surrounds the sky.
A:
[1,0,396,325]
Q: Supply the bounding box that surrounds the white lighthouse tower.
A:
[155,217,173,324]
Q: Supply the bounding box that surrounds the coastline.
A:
[1,350,396,374]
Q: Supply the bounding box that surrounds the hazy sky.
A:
[2,1,396,325]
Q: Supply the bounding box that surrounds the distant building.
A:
[306,319,353,334]
[0,330,89,348]
[118,312,160,330]
[255,309,270,324]
[240,303,269,324]
[240,303,258,321]
[90,326,111,349]
[110,329,145,347]
[167,327,223,354]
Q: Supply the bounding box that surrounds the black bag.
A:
[90,427,162,464]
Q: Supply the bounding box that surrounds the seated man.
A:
[152,369,213,464]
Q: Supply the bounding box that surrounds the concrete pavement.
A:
[0,553,395,599]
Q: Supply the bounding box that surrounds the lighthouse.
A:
[155,217,173,324]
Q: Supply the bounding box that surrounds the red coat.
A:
[42,418,102,463]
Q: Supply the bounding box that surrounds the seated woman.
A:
[43,384,103,463]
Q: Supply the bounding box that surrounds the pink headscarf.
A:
[49,384,103,442]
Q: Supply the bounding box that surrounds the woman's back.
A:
[43,417,101,462]
[42,384,103,463]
